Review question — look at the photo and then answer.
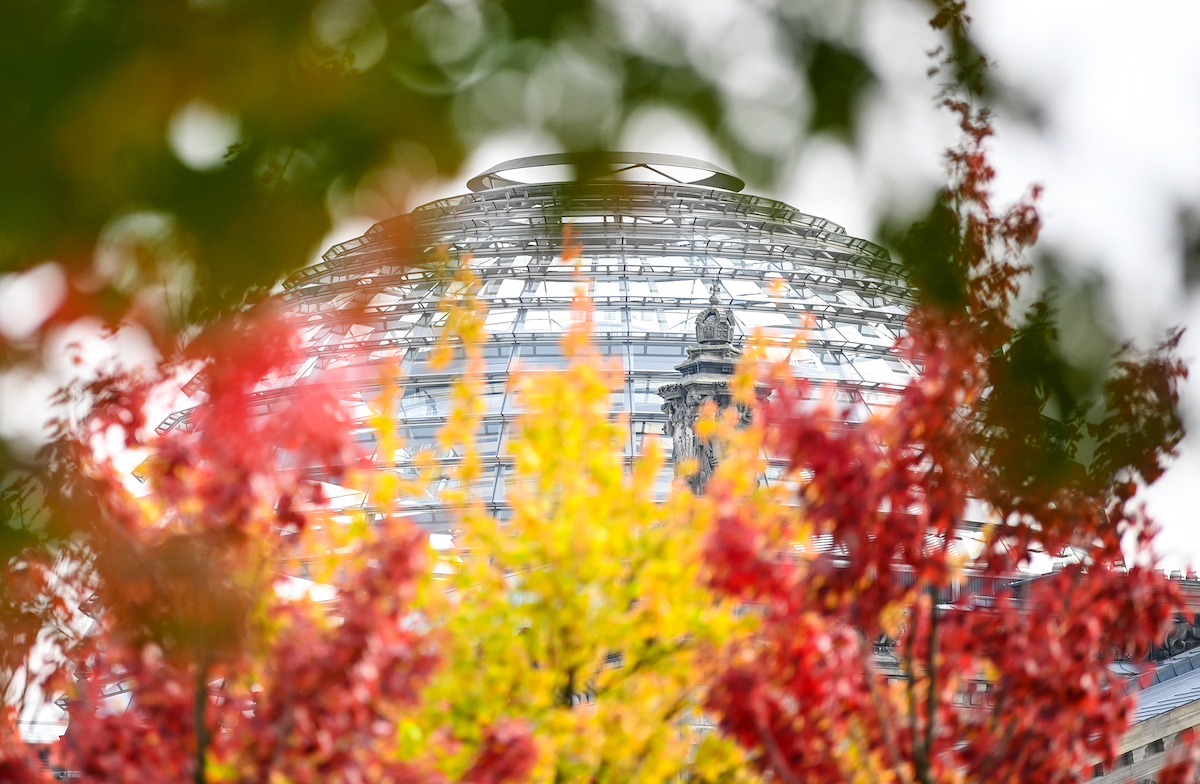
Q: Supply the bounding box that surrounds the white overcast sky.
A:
[967,0,1200,568]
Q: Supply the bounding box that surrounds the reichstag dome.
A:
[265,153,917,530]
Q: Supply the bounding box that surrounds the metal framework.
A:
[464,152,748,193]
[163,155,920,531]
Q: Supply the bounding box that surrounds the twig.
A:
[861,635,912,784]
[923,600,939,784]
[754,713,802,784]
[194,655,210,784]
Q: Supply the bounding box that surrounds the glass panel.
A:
[629,343,685,370]
[631,374,678,412]
[633,420,670,458]
[629,309,663,333]
[517,343,571,369]
[399,387,450,418]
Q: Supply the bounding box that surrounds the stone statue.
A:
[656,280,769,494]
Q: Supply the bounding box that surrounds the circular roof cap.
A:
[466,152,745,193]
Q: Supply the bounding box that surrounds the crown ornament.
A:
[695,281,736,345]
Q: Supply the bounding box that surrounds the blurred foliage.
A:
[883,188,1186,525]
[0,0,915,326]
[0,474,54,570]
[881,194,969,316]
[803,40,876,139]
[0,3,1192,776]
[704,50,1190,782]
[1181,205,1200,288]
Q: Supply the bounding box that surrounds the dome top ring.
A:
[466,152,746,193]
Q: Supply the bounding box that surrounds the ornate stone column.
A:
[657,283,768,494]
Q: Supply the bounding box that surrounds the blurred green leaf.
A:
[805,40,875,139]
[881,195,969,315]
[3,0,944,324]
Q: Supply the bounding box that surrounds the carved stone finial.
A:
[695,284,735,346]
[658,283,769,494]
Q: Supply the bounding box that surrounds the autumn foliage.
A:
[699,93,1190,784]
[0,4,1194,784]
[0,306,537,784]
[390,269,753,784]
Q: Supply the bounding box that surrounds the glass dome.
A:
[187,155,918,532]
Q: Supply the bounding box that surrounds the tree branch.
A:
[754,712,802,784]
[193,655,210,784]
[922,600,939,784]
[904,605,924,783]
[861,635,911,784]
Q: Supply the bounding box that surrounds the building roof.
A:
[1130,647,1200,723]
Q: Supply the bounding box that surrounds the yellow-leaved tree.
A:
[390,263,760,784]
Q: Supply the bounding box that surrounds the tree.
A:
[391,267,756,784]
[0,0,993,715]
[700,9,1193,784]
[0,305,539,784]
